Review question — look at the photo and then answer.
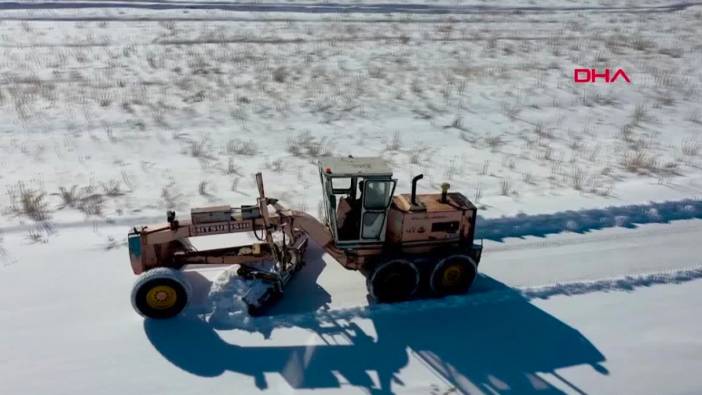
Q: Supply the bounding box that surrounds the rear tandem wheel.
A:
[429,254,477,296]
[366,259,420,303]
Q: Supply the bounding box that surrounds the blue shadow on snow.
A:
[144,274,607,394]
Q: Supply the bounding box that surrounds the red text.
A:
[574,68,631,84]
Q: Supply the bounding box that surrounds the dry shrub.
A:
[227,138,258,156]
[7,182,50,222]
[681,137,700,157]
[622,148,658,173]
[287,131,333,158]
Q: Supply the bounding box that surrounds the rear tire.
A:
[131,267,190,319]
[430,255,477,296]
[367,259,420,302]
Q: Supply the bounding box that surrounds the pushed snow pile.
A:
[207,266,254,329]
[206,265,270,330]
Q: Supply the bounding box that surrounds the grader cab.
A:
[318,157,482,302]
[319,157,397,245]
[128,157,482,319]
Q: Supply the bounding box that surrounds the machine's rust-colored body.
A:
[387,193,476,245]
[129,205,297,275]
[128,157,482,318]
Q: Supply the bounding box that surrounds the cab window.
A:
[364,180,394,209]
[332,177,352,192]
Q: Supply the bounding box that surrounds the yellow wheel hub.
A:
[442,265,464,287]
[145,285,178,310]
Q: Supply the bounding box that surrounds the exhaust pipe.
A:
[441,183,450,203]
[411,174,423,206]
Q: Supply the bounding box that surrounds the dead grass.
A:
[267,158,284,172]
[409,146,429,165]
[570,165,585,191]
[444,159,460,181]
[1,16,700,222]
[197,181,209,197]
[522,170,536,185]
[0,231,7,262]
[104,235,127,250]
[473,183,482,205]
[485,134,504,152]
[189,136,214,159]
[630,104,650,126]
[622,148,658,174]
[272,66,288,83]
[227,138,258,156]
[101,179,124,197]
[76,190,105,217]
[50,184,109,216]
[26,225,51,244]
[500,177,512,196]
[629,34,656,52]
[386,131,402,151]
[7,182,50,222]
[681,137,701,157]
[287,131,333,158]
[479,160,490,176]
[53,185,81,209]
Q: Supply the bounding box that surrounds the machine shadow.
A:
[265,242,332,316]
[144,274,607,394]
[476,199,702,241]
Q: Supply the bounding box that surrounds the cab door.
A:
[360,179,397,242]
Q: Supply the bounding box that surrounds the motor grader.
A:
[128,157,482,318]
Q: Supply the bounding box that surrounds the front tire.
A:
[430,255,477,296]
[131,267,191,319]
[367,259,420,302]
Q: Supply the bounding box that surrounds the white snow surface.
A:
[1,0,702,394]
[1,218,702,394]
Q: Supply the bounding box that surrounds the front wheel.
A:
[131,267,191,319]
[430,255,477,296]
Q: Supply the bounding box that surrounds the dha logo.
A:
[574,68,631,84]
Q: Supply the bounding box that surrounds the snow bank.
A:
[477,199,702,241]
[206,266,257,329]
[522,265,702,299]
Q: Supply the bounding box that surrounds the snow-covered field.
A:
[1,1,701,394]
[1,0,701,232]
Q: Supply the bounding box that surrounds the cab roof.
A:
[319,157,393,178]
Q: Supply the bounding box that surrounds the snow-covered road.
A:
[483,218,702,287]
[1,209,701,394]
